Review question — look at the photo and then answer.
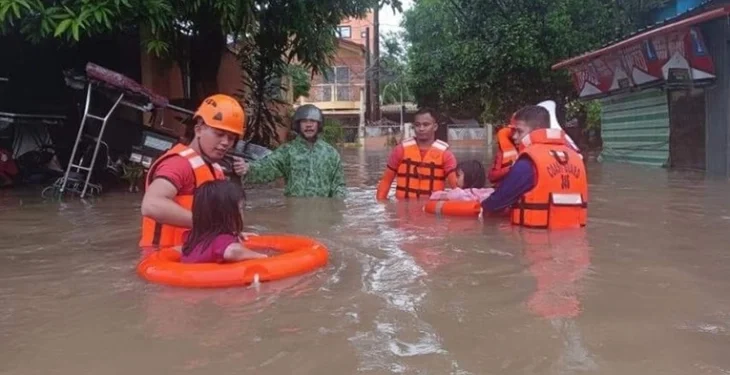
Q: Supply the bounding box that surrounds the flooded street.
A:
[3,146,730,375]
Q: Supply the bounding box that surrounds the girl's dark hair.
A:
[457,160,486,189]
[181,180,246,256]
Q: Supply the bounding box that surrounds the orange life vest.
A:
[488,126,519,185]
[395,138,449,199]
[139,143,225,248]
[511,128,588,229]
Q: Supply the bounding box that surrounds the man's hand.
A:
[232,156,248,176]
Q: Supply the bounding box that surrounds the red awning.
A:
[552,6,730,70]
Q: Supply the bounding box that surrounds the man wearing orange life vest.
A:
[376,107,459,200]
[488,102,582,187]
[481,105,588,229]
[139,94,247,248]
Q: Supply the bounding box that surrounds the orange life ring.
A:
[423,200,482,217]
[137,234,329,288]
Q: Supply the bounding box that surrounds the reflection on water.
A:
[3,146,730,374]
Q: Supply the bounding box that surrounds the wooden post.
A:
[486,123,494,155]
[358,87,366,145]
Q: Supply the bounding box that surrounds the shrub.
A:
[321,118,344,145]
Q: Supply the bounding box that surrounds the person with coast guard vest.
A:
[488,102,581,187]
[376,107,459,200]
[139,94,247,248]
[481,105,588,229]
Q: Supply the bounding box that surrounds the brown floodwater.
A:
[2,146,730,375]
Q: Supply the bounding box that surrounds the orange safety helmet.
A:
[193,94,246,136]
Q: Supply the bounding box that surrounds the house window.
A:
[322,66,351,101]
[323,67,350,84]
[336,26,351,38]
[321,86,332,102]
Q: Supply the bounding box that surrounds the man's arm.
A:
[443,150,459,188]
[330,154,347,198]
[481,158,536,213]
[376,169,396,200]
[244,146,289,184]
[140,178,192,227]
[376,146,403,200]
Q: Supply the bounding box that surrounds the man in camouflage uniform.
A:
[240,104,347,198]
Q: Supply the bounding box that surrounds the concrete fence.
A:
[342,122,495,147]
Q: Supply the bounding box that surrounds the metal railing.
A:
[308,83,365,102]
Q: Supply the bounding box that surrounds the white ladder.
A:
[58,83,124,198]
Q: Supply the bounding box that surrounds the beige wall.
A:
[139,47,291,145]
[338,12,374,49]
[305,41,366,105]
[310,43,367,86]
[139,49,186,138]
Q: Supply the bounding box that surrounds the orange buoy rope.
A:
[423,200,483,217]
[137,234,329,288]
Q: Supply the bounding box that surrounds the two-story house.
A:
[552,0,730,176]
[294,13,373,127]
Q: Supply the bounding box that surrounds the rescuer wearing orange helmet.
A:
[139,94,248,249]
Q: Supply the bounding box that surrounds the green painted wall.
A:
[599,89,670,167]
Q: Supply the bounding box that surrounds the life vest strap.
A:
[512,197,588,228]
[395,140,447,199]
[400,158,445,170]
[512,201,588,211]
[396,172,446,181]
[152,222,163,246]
[396,185,435,197]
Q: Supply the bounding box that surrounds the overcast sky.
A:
[379,0,413,37]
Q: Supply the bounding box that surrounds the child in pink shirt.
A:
[181,180,267,264]
[429,160,494,201]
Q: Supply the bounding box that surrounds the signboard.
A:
[567,26,715,98]
[667,67,691,84]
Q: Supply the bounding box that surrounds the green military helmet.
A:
[292,104,324,134]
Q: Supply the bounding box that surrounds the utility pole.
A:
[372,2,381,122]
[364,27,371,123]
[400,83,404,127]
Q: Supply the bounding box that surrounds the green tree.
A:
[287,64,311,100]
[321,118,344,145]
[0,0,402,146]
[235,1,400,146]
[403,0,666,122]
[379,31,413,105]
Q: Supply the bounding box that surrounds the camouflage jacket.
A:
[243,135,347,198]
